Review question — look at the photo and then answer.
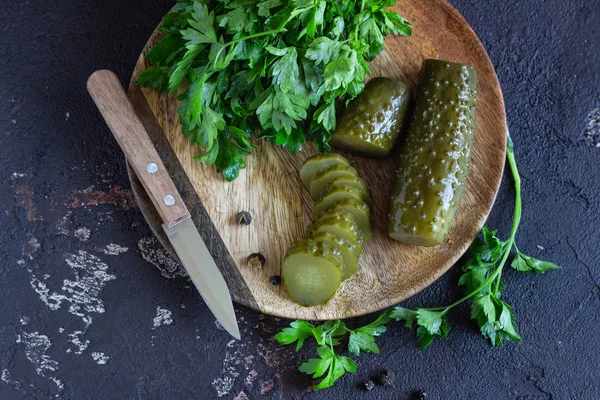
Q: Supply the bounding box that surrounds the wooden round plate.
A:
[127,0,506,320]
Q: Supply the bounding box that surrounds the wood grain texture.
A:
[87,70,190,228]
[128,0,507,320]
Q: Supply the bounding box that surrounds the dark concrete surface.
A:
[1,0,598,399]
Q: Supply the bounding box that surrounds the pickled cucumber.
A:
[327,176,372,206]
[314,184,365,215]
[331,77,412,157]
[308,211,364,246]
[319,199,373,242]
[310,231,359,280]
[309,164,359,199]
[282,239,343,306]
[388,59,477,246]
[299,153,350,188]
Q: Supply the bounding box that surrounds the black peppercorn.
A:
[376,369,394,386]
[269,275,281,286]
[247,253,266,268]
[364,380,375,391]
[415,389,427,400]
[236,211,252,225]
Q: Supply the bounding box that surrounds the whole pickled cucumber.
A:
[330,77,412,157]
[388,60,477,247]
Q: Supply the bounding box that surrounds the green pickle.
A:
[319,199,372,242]
[299,153,350,188]
[331,77,412,157]
[309,164,359,199]
[327,176,372,206]
[388,59,477,246]
[310,231,360,280]
[308,210,364,246]
[282,239,343,306]
[314,184,365,215]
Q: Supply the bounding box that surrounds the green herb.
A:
[275,132,560,389]
[137,0,412,181]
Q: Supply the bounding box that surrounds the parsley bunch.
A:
[275,133,560,390]
[137,0,412,180]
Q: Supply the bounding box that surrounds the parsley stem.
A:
[227,29,287,46]
[494,131,521,293]
[210,29,288,72]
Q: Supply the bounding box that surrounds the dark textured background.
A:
[1,0,598,399]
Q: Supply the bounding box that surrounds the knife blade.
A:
[87,70,240,339]
[164,219,240,339]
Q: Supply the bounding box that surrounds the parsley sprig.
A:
[275,133,560,390]
[137,0,412,180]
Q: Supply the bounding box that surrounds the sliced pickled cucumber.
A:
[282,239,343,306]
[309,164,359,200]
[389,59,477,246]
[314,185,364,215]
[331,77,412,157]
[327,176,372,206]
[330,176,372,202]
[316,181,372,208]
[320,199,373,242]
[308,211,364,246]
[300,153,350,188]
[310,231,359,280]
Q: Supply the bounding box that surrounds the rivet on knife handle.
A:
[86,70,190,228]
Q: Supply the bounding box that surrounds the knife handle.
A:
[87,70,190,228]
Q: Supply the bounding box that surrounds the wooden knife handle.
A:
[87,70,190,228]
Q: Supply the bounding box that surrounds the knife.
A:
[87,70,240,340]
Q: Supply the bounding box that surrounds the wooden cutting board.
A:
[126,0,506,320]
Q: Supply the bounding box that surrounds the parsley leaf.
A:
[184,3,217,44]
[305,37,346,65]
[511,251,560,274]
[136,66,169,92]
[274,320,314,351]
[314,102,336,132]
[389,306,417,328]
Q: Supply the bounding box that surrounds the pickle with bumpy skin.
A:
[314,184,365,215]
[308,210,364,246]
[310,231,360,280]
[327,176,372,206]
[309,164,359,199]
[388,59,477,246]
[319,199,373,242]
[330,77,412,157]
[282,239,343,306]
[299,153,350,188]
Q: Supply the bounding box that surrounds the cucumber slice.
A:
[318,199,373,242]
[327,176,373,207]
[300,153,350,188]
[310,231,360,280]
[309,165,359,200]
[282,239,343,306]
[315,183,371,214]
[308,211,364,246]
